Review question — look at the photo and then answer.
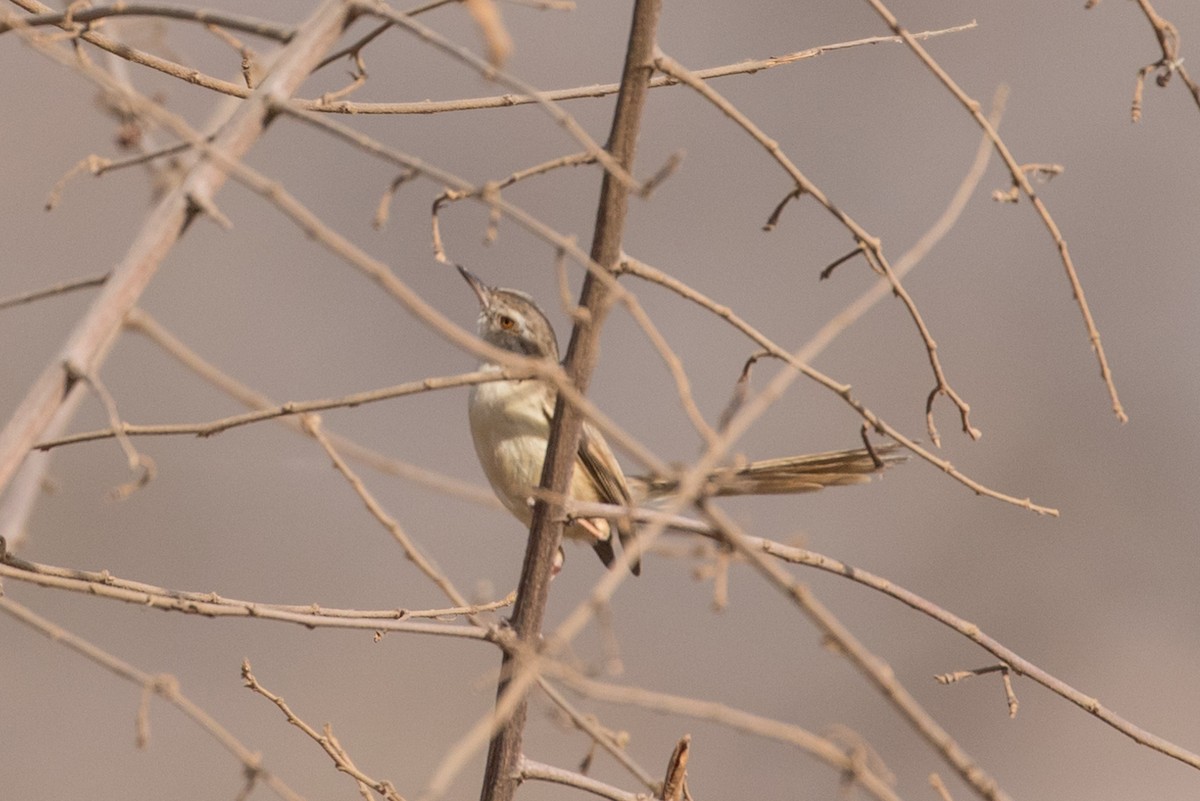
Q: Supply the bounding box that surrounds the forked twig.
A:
[863,0,1127,423]
[0,0,355,497]
[699,501,1015,801]
[1117,0,1200,121]
[551,666,903,801]
[0,596,305,801]
[243,661,407,801]
[0,551,508,634]
[123,309,500,508]
[302,23,977,115]
[621,256,1059,517]
[652,50,980,446]
[34,368,530,451]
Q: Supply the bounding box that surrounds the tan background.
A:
[2,2,1198,800]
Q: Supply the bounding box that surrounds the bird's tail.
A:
[631,445,905,501]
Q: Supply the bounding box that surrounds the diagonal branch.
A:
[652,50,979,447]
[0,595,307,801]
[0,0,356,497]
[699,501,1015,801]
[862,0,1127,424]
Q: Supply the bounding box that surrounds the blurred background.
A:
[2,1,1198,800]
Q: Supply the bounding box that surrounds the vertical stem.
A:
[477,2,662,800]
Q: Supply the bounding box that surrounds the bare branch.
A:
[34,369,529,451]
[517,758,639,801]
[0,0,355,497]
[699,501,1015,801]
[653,50,980,445]
[0,272,109,310]
[243,661,408,801]
[746,538,1200,770]
[552,668,904,801]
[0,4,294,40]
[302,23,977,115]
[862,0,1127,423]
[0,551,507,636]
[0,596,307,801]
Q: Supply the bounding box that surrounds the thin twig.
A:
[123,308,500,508]
[0,273,109,310]
[534,678,659,792]
[426,151,593,244]
[0,553,508,634]
[517,758,639,801]
[45,144,192,210]
[34,369,528,451]
[0,596,307,801]
[652,50,979,446]
[314,0,455,71]
[300,23,977,115]
[621,256,1058,517]
[0,4,294,40]
[63,364,156,499]
[0,0,355,498]
[242,661,408,801]
[862,0,1127,423]
[553,667,903,801]
[3,1,264,101]
[1121,0,1200,121]
[699,501,1015,801]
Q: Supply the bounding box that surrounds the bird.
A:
[459,266,903,575]
[460,265,639,575]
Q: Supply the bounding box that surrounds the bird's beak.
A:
[457,264,491,309]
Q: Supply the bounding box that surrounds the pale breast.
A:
[469,378,551,523]
[468,377,608,544]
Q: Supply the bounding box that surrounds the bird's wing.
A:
[578,420,640,576]
[541,393,640,575]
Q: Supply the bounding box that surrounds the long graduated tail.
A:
[631,445,906,501]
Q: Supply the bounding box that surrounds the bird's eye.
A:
[498,315,516,330]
